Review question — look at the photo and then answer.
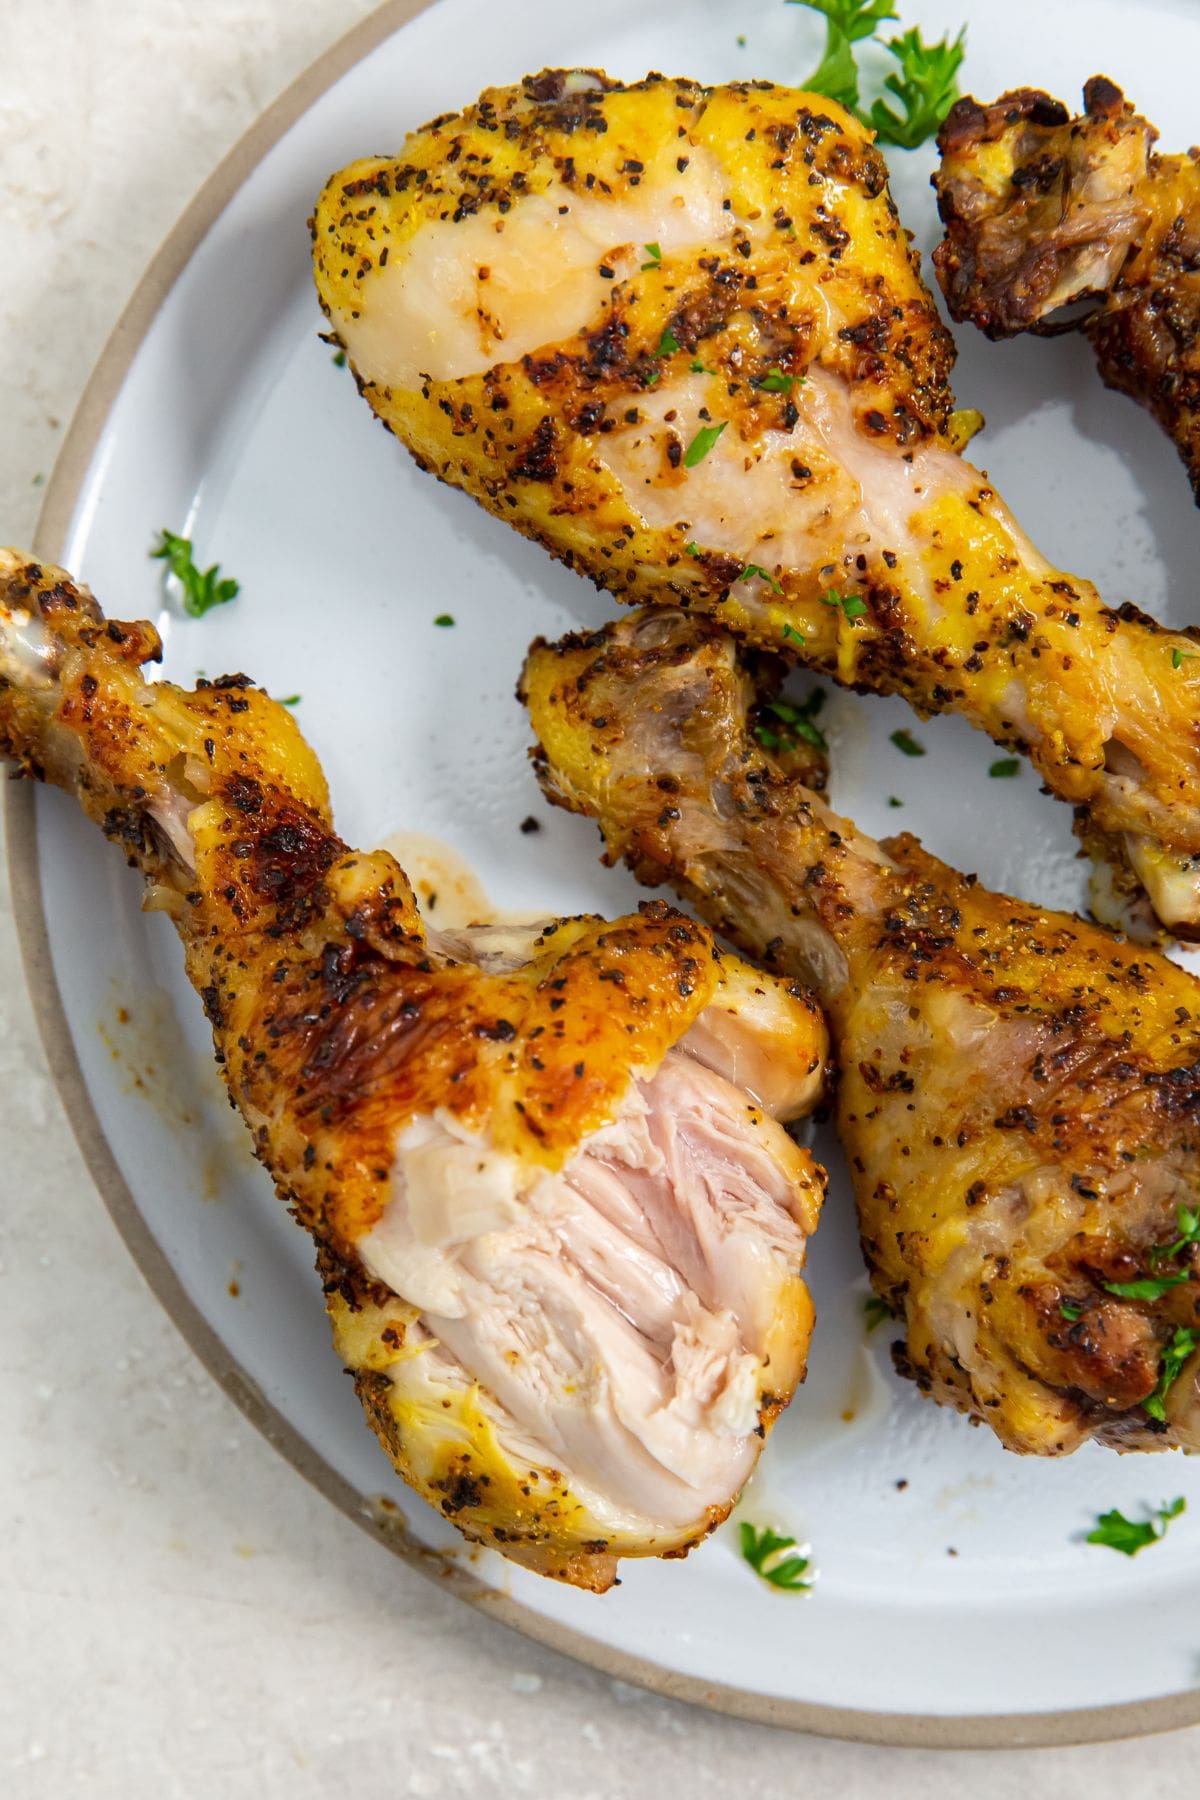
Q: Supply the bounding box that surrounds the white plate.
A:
[15,0,1200,1747]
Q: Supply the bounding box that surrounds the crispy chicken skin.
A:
[312,68,1200,940]
[522,608,1200,1456]
[934,77,1200,504]
[0,550,829,1590]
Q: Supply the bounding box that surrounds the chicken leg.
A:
[312,69,1200,937]
[0,550,828,1589]
[522,607,1200,1457]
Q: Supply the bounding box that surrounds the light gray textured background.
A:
[0,2,1196,1792]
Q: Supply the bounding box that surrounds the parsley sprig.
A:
[788,0,966,150]
[739,1521,813,1590]
[868,24,967,150]
[151,529,240,618]
[1086,1497,1186,1556]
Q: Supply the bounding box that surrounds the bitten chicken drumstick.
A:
[312,69,1200,938]
[522,608,1200,1456]
[934,77,1200,505]
[0,550,829,1590]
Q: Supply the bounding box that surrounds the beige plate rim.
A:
[9,0,1200,1749]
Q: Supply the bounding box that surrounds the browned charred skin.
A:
[933,75,1200,503]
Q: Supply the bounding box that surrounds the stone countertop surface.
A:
[0,3,1196,1793]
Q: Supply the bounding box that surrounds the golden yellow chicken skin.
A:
[313,68,1200,939]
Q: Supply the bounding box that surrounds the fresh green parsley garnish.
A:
[1144,1328,1200,1422]
[1086,1497,1186,1556]
[868,24,967,150]
[864,1295,892,1331]
[276,694,302,707]
[1104,1273,1189,1303]
[788,0,965,151]
[332,349,347,367]
[690,358,716,374]
[887,795,903,807]
[1173,647,1198,670]
[782,622,807,647]
[433,613,455,627]
[641,241,662,270]
[657,326,681,357]
[819,586,867,620]
[741,563,784,595]
[683,421,727,468]
[151,529,240,618]
[737,32,747,45]
[739,1521,813,1591]
[763,688,828,753]
[890,728,925,757]
[753,369,797,394]
[1101,1205,1200,1304]
[1060,1300,1085,1322]
[1151,1203,1200,1269]
[31,472,44,487]
[685,541,703,557]
[988,758,1020,778]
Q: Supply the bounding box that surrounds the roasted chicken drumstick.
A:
[0,550,829,1590]
[313,69,1200,937]
[522,608,1200,1457]
[934,76,1200,505]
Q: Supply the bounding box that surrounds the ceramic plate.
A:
[16,0,1200,1747]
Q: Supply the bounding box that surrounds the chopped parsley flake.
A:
[1145,1328,1200,1422]
[690,358,715,374]
[741,563,783,594]
[433,613,455,627]
[739,1521,813,1591]
[276,694,302,707]
[753,369,798,394]
[150,529,240,618]
[988,758,1020,778]
[781,623,807,647]
[683,421,727,468]
[890,728,925,757]
[1060,1300,1084,1321]
[820,586,867,620]
[790,1,966,150]
[1151,1203,1200,1268]
[1104,1273,1189,1303]
[760,689,828,754]
[1173,647,1197,670]
[332,349,347,367]
[864,1295,892,1331]
[1102,1205,1200,1304]
[887,795,903,808]
[685,541,702,557]
[657,326,681,356]
[1086,1496,1185,1556]
[641,241,662,270]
